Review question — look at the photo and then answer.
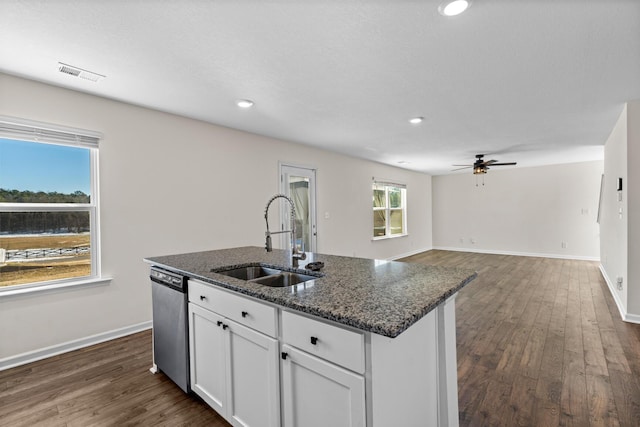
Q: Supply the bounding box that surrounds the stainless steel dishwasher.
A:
[150,266,190,393]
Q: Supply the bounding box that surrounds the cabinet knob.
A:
[200,295,206,301]
[310,336,318,345]
[217,321,223,327]
[281,352,288,360]
[222,324,229,330]
[241,311,248,318]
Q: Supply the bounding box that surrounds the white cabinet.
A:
[189,304,228,414]
[281,344,365,427]
[188,278,460,427]
[188,280,280,427]
[280,310,366,427]
[281,310,365,373]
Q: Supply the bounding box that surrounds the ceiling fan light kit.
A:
[452,154,517,181]
[473,166,487,175]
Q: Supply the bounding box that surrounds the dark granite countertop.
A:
[144,246,476,338]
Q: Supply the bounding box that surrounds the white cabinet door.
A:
[189,303,228,416]
[226,320,280,427]
[281,344,365,427]
[189,303,280,427]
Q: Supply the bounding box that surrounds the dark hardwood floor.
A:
[403,250,640,427]
[1,250,639,426]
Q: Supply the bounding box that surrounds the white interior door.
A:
[280,164,317,253]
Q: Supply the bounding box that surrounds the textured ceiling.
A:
[1,0,639,175]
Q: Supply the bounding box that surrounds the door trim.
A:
[279,162,318,253]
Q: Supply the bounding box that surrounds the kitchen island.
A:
[145,247,476,427]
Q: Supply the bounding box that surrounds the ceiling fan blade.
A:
[451,166,472,171]
[452,164,473,167]
[491,162,517,166]
[483,159,499,165]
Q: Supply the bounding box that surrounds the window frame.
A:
[0,116,106,296]
[372,180,407,240]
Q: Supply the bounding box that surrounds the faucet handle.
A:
[265,234,272,252]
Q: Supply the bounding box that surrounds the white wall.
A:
[599,105,628,313]
[600,101,640,323]
[628,101,640,317]
[0,73,433,362]
[432,161,603,260]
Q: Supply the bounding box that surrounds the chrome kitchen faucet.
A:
[264,194,306,268]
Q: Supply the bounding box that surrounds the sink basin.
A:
[214,265,281,280]
[253,272,319,287]
[213,263,323,287]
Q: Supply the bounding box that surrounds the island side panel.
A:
[437,295,460,427]
[369,308,439,426]
[369,293,460,427]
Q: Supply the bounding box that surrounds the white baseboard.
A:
[599,265,640,324]
[0,321,152,371]
[625,312,640,323]
[388,246,433,261]
[432,246,600,262]
[599,265,628,321]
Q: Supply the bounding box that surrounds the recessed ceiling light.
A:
[409,117,424,124]
[397,160,411,165]
[438,0,471,17]
[236,99,254,108]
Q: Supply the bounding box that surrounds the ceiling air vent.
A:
[58,62,105,82]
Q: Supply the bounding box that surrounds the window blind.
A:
[0,115,101,148]
[372,177,406,189]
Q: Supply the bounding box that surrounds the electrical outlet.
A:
[617,276,624,290]
[561,242,567,249]
[470,238,476,244]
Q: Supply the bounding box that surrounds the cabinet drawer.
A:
[188,279,277,337]
[281,310,365,373]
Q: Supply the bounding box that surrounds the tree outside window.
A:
[0,117,101,291]
[372,182,406,239]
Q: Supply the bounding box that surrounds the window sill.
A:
[372,233,408,241]
[0,276,112,298]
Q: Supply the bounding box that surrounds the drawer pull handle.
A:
[200,295,206,301]
[241,311,248,318]
[222,324,229,330]
[310,336,318,345]
[217,321,223,327]
[281,352,288,360]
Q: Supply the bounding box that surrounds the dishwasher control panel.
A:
[150,267,187,292]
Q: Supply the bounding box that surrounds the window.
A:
[0,116,102,292]
[372,181,407,239]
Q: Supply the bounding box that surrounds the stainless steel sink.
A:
[213,264,323,287]
[252,272,319,287]
[215,265,281,280]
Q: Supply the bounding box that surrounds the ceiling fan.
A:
[452,154,517,175]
